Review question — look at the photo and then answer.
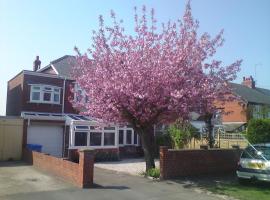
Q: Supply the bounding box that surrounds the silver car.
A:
[237,143,270,182]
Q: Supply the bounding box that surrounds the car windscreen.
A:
[241,146,270,160]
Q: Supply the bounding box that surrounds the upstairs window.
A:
[74,83,88,103]
[30,84,61,104]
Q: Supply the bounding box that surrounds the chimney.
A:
[33,56,41,71]
[242,76,255,89]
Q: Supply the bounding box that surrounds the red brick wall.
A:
[6,72,24,116]
[6,72,78,116]
[119,146,143,158]
[69,148,120,162]
[160,146,242,179]
[23,148,94,188]
[222,100,247,123]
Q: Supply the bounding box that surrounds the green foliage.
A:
[95,151,120,162]
[146,168,160,179]
[155,133,172,147]
[247,119,270,144]
[168,120,199,149]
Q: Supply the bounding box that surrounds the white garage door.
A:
[27,125,63,157]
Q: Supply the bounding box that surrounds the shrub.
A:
[155,133,172,147]
[145,168,160,179]
[168,120,198,149]
[247,119,270,144]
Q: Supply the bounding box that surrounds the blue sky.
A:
[0,0,270,115]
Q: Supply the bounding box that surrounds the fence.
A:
[0,117,23,161]
[186,131,248,149]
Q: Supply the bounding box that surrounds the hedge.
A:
[247,119,270,144]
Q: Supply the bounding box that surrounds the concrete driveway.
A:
[95,158,160,176]
[0,161,230,200]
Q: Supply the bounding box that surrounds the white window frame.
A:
[74,83,88,103]
[29,84,61,104]
[71,125,117,149]
[118,126,139,146]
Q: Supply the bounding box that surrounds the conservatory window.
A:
[90,132,102,146]
[104,132,115,146]
[75,132,87,146]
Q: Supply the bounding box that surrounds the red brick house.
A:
[6,55,140,158]
[221,76,270,132]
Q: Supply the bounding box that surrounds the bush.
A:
[247,119,270,144]
[145,168,160,179]
[155,133,172,147]
[168,120,198,149]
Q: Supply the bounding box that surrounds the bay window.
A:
[118,127,139,146]
[90,132,102,146]
[104,132,115,146]
[119,130,124,145]
[72,125,117,147]
[75,132,87,146]
[126,130,132,145]
[30,84,61,104]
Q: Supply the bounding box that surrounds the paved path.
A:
[0,161,228,200]
[95,158,160,175]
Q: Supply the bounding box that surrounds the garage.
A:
[27,124,63,157]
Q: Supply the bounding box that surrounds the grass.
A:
[172,175,270,200]
[207,180,270,200]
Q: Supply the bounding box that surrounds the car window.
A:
[241,146,270,160]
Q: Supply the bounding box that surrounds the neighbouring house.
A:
[155,76,270,135]
[6,55,141,158]
[221,76,270,132]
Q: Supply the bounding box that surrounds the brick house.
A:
[6,55,141,158]
[220,76,270,132]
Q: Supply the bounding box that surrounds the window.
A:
[134,132,138,145]
[126,130,132,144]
[30,84,61,104]
[75,126,89,130]
[118,127,139,146]
[90,132,102,146]
[74,83,88,103]
[119,130,124,145]
[104,132,115,146]
[75,132,87,146]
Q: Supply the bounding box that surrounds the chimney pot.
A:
[33,56,41,71]
[242,75,255,89]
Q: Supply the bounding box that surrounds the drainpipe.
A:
[61,77,66,113]
[61,77,66,157]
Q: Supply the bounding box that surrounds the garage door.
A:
[27,125,63,157]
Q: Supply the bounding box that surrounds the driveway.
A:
[0,161,230,200]
[95,158,160,175]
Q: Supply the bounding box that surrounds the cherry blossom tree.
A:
[72,1,241,170]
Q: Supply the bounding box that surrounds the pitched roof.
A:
[39,55,77,79]
[229,82,270,105]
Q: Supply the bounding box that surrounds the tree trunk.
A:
[138,126,156,171]
[205,114,214,148]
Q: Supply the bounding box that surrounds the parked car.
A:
[237,143,270,182]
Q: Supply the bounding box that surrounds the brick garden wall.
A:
[160,146,242,179]
[23,148,94,188]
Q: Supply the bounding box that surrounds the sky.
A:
[0,0,270,115]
